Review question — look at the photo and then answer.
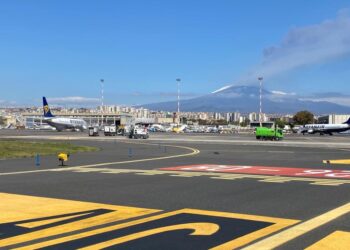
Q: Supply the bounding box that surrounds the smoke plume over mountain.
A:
[239,9,350,83]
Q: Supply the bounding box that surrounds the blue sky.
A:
[1,0,350,107]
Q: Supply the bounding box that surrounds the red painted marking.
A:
[159,165,350,179]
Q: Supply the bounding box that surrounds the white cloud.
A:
[0,100,16,106]
[300,92,350,107]
[130,92,199,97]
[301,96,350,107]
[271,90,296,96]
[241,9,350,82]
[271,90,287,95]
[48,96,100,104]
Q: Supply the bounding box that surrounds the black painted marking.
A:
[0,209,114,239]
[42,212,273,250]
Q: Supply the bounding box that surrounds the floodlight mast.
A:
[100,79,104,126]
[258,77,263,127]
[176,78,181,125]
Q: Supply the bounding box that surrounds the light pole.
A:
[100,79,104,126]
[176,78,181,125]
[258,77,263,127]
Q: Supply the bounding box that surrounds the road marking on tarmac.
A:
[0,143,200,176]
[268,151,294,153]
[160,164,350,179]
[242,202,350,250]
[0,193,298,249]
[306,230,350,250]
[323,159,350,165]
[47,167,350,186]
[0,193,159,249]
[3,135,350,148]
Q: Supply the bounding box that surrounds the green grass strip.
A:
[0,140,98,159]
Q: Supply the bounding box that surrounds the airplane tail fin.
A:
[343,117,350,125]
[43,97,55,117]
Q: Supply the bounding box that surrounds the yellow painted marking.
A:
[135,170,165,176]
[0,193,159,248]
[211,173,350,186]
[210,174,255,180]
[16,212,92,228]
[242,202,350,250]
[80,222,220,250]
[306,230,350,250]
[135,173,163,175]
[17,208,298,250]
[0,142,200,176]
[47,167,350,186]
[323,159,350,164]
[259,177,293,183]
[309,180,348,186]
[169,173,204,177]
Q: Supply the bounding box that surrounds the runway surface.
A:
[0,130,349,249]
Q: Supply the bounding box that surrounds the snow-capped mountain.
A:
[141,85,350,114]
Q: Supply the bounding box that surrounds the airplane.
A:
[172,124,188,133]
[33,123,56,131]
[42,97,88,132]
[148,124,166,132]
[299,118,350,135]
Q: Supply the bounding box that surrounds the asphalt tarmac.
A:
[0,130,349,249]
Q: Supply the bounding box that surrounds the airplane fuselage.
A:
[302,123,350,135]
[45,117,87,132]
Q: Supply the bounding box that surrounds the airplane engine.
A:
[307,129,314,134]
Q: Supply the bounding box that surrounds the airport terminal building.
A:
[22,112,136,129]
[318,114,350,124]
[21,112,171,129]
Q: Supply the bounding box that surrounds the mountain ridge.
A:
[140,85,350,114]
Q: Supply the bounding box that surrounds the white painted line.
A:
[0,143,200,176]
[2,135,350,149]
[242,202,350,250]
[268,151,294,153]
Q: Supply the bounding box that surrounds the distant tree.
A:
[240,118,250,127]
[0,116,5,125]
[275,119,286,128]
[216,119,228,125]
[198,119,208,125]
[293,110,314,125]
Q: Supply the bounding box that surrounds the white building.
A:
[233,112,241,122]
[225,113,232,122]
[249,112,258,122]
[319,114,350,124]
[258,113,268,122]
[214,112,222,120]
[199,113,208,120]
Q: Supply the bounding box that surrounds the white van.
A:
[129,126,149,139]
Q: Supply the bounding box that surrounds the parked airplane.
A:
[299,118,350,135]
[172,124,188,133]
[43,97,87,132]
[148,124,166,132]
[34,123,56,131]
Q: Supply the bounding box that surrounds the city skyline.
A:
[1,1,350,107]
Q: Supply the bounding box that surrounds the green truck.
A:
[255,127,283,140]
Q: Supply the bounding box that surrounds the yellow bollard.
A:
[58,153,69,166]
